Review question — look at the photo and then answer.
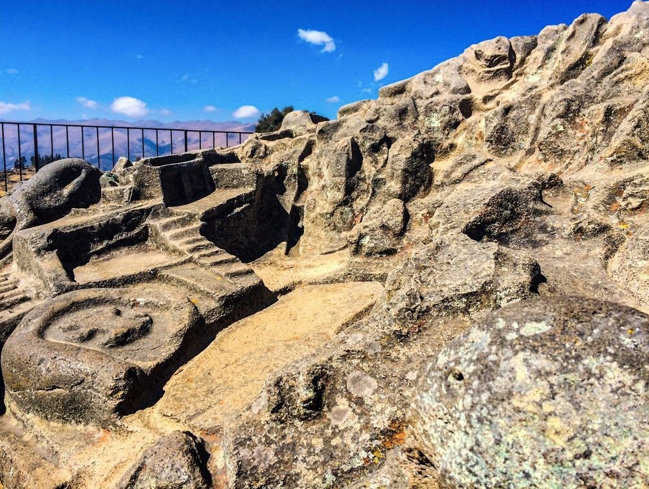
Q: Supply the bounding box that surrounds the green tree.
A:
[13,156,26,169]
[30,153,63,168]
[255,106,295,133]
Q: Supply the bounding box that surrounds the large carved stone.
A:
[0,158,101,258]
[2,284,201,425]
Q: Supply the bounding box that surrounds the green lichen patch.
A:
[413,297,649,488]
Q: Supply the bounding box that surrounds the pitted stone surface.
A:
[413,297,649,488]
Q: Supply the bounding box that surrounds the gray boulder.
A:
[412,297,649,488]
[0,158,101,258]
[7,158,101,228]
[280,110,329,137]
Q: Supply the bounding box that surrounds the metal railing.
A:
[0,121,253,192]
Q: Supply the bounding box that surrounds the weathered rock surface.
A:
[413,297,649,488]
[0,2,649,488]
[118,431,212,489]
[0,158,101,258]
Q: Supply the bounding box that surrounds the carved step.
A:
[215,260,254,278]
[198,253,238,267]
[178,236,205,247]
[194,248,228,260]
[0,281,18,294]
[159,264,238,297]
[181,241,216,255]
[155,214,195,233]
[0,288,25,302]
[0,298,39,340]
[0,293,30,310]
[165,225,202,241]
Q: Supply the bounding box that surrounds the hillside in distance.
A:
[0,118,256,170]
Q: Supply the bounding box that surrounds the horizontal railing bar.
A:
[0,121,252,135]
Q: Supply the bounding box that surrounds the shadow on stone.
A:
[202,170,306,263]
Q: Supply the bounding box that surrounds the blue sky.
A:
[0,0,635,123]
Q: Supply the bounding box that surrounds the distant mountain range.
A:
[0,118,256,171]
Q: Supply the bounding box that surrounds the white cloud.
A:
[0,101,30,115]
[136,54,144,59]
[76,96,97,109]
[361,88,372,94]
[233,105,260,119]
[297,29,336,53]
[204,105,217,112]
[159,108,171,116]
[110,96,149,117]
[373,62,389,82]
[326,96,341,103]
[179,73,198,84]
[5,68,18,75]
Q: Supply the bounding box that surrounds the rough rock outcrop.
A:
[0,2,649,488]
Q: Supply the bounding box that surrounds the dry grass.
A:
[0,168,36,197]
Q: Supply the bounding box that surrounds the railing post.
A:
[155,130,159,156]
[141,128,145,159]
[126,128,130,161]
[199,131,202,150]
[225,132,229,148]
[1,123,7,192]
[212,132,215,149]
[111,128,115,168]
[66,126,70,158]
[239,132,242,145]
[17,124,23,181]
[170,130,173,154]
[81,127,85,160]
[49,125,54,163]
[184,130,188,152]
[96,126,100,169]
[33,124,39,171]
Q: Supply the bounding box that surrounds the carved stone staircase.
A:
[0,275,29,310]
[150,213,257,287]
[0,273,38,340]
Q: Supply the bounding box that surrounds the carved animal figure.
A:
[0,158,101,258]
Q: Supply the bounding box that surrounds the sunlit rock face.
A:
[1,2,649,488]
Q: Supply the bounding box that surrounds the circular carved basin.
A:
[2,283,200,425]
